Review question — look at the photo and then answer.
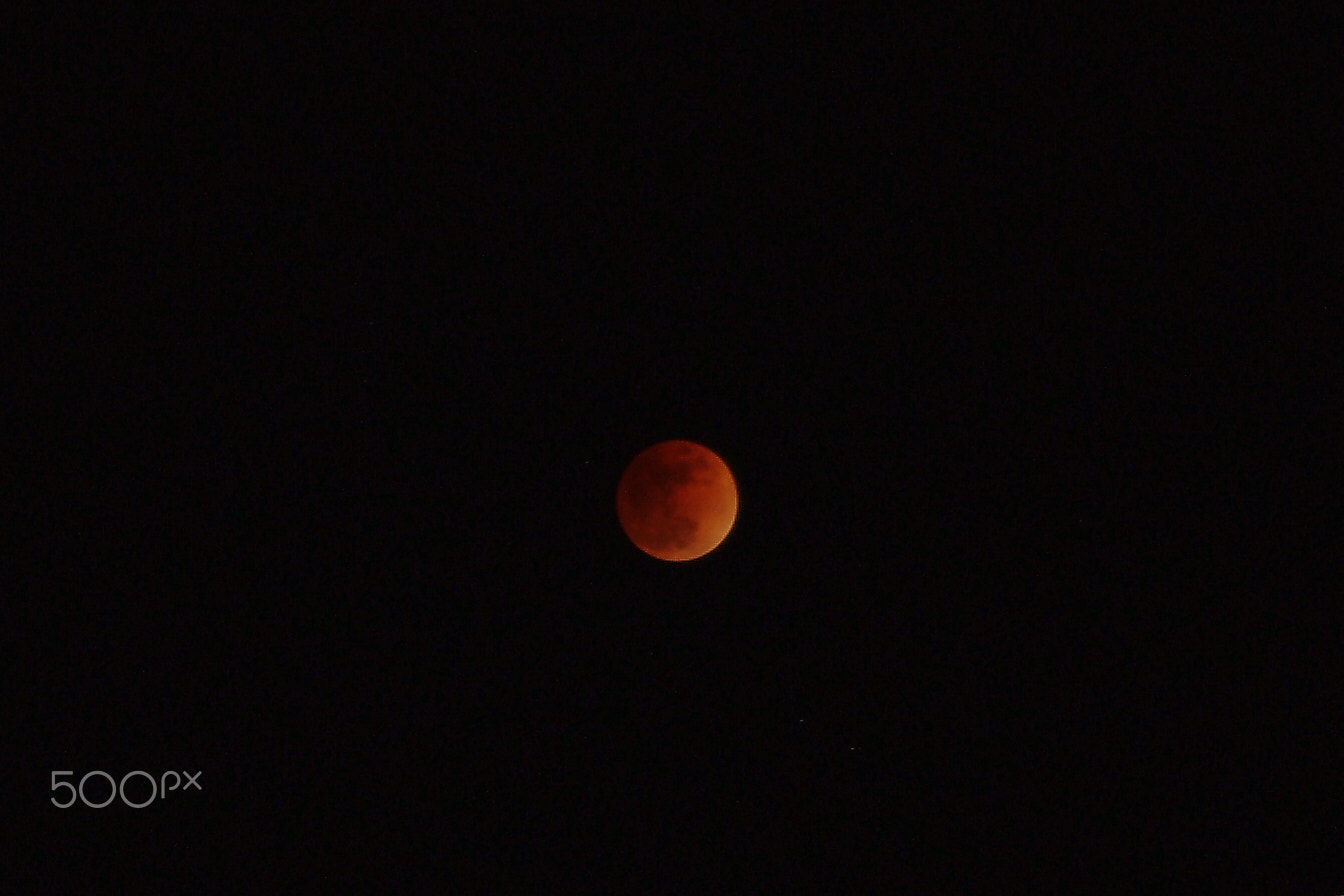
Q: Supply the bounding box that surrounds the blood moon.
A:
[616,440,738,561]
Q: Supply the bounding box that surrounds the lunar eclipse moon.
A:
[616,440,738,561]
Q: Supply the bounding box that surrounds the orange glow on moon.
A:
[616,440,738,562]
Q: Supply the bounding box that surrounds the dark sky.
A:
[8,6,1340,890]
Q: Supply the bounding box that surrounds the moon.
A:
[616,440,738,562]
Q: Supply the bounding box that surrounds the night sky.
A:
[9,7,1340,890]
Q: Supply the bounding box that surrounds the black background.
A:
[7,6,1341,890]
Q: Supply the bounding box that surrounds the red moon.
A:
[616,440,738,561]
